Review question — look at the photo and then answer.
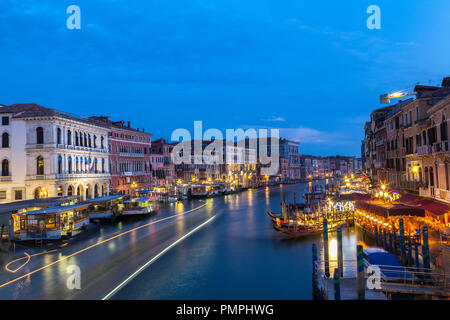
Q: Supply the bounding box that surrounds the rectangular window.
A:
[1,117,9,126]
[0,191,6,200]
[15,190,23,200]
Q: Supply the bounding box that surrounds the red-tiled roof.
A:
[0,103,110,128]
[0,103,52,115]
[89,116,152,135]
[420,86,450,99]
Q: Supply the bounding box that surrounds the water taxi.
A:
[216,182,232,195]
[11,204,90,241]
[84,195,125,221]
[189,184,210,198]
[122,197,157,217]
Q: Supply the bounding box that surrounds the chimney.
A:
[127,121,130,128]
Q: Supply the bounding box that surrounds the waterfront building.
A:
[279,138,300,181]
[151,138,175,187]
[280,158,289,183]
[418,91,450,202]
[174,140,221,184]
[362,76,450,204]
[0,103,111,202]
[89,117,152,196]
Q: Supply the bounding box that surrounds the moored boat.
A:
[84,195,125,221]
[189,184,210,198]
[122,197,157,217]
[11,204,91,241]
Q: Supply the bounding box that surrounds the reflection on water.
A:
[114,180,372,300]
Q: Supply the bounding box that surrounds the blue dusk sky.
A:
[0,0,449,157]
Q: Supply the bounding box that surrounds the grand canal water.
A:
[112,180,371,300]
[0,179,374,300]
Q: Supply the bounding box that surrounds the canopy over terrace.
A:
[332,192,372,202]
[355,200,425,218]
[398,193,450,222]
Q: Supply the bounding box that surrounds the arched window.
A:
[57,128,61,144]
[440,113,448,141]
[102,158,105,173]
[68,185,74,196]
[2,132,9,148]
[88,134,92,148]
[37,156,44,175]
[75,132,79,146]
[84,133,87,147]
[58,155,62,174]
[67,130,72,145]
[36,127,44,144]
[429,167,434,187]
[94,158,98,173]
[93,135,97,148]
[101,136,104,149]
[2,159,9,176]
[68,156,73,174]
[76,157,79,173]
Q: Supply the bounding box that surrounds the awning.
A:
[355,200,425,218]
[333,192,372,202]
[396,193,450,218]
[387,204,425,217]
[412,199,450,218]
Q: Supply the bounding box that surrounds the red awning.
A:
[355,200,425,218]
[412,199,450,218]
[387,204,425,217]
[397,193,421,204]
[396,193,450,218]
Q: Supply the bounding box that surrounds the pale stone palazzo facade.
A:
[0,103,111,202]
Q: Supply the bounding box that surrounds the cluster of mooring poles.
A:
[373,218,430,270]
[312,218,345,300]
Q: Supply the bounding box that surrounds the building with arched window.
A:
[0,103,111,202]
[89,116,153,195]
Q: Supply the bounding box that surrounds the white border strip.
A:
[102,215,216,300]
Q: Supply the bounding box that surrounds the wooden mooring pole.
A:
[374,225,379,247]
[389,230,393,253]
[323,218,330,277]
[422,226,430,270]
[337,226,343,277]
[399,218,406,264]
[356,244,365,300]
[407,237,413,266]
[334,268,341,300]
[312,243,318,298]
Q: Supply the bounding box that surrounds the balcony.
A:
[119,152,145,158]
[56,173,110,179]
[0,176,12,182]
[417,145,432,156]
[26,143,108,154]
[119,171,147,176]
[374,161,385,169]
[420,187,450,203]
[433,141,449,153]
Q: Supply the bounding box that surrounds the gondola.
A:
[272,224,323,239]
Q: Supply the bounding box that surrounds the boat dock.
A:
[312,243,450,300]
